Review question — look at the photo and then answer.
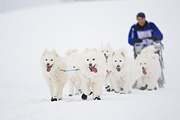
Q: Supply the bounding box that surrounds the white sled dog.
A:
[78,48,106,100]
[40,49,68,102]
[99,43,114,92]
[108,48,139,94]
[136,46,161,90]
[66,49,82,96]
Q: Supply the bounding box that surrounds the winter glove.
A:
[151,35,158,41]
[146,35,158,41]
[134,39,142,43]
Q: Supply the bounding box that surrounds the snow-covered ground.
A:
[0,0,180,120]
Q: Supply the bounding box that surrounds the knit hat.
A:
[137,12,146,19]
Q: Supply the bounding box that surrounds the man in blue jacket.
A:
[128,12,163,58]
[128,12,165,88]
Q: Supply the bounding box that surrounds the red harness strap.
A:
[106,70,110,74]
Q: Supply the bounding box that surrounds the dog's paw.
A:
[120,91,125,94]
[81,93,87,100]
[114,90,119,93]
[140,84,148,90]
[106,88,111,92]
[154,87,157,90]
[105,85,111,92]
[89,91,93,96]
[51,97,57,102]
[140,87,146,90]
[120,88,124,91]
[94,96,101,100]
[148,89,153,91]
[69,94,73,97]
[51,97,54,102]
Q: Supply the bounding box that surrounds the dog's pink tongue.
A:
[142,69,147,75]
[47,67,51,72]
[105,56,108,63]
[117,68,121,72]
[92,67,97,73]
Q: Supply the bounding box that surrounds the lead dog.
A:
[78,48,106,100]
[40,49,68,102]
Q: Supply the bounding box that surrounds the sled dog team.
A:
[40,44,161,101]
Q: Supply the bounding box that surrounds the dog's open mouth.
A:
[104,54,108,63]
[89,65,97,73]
[46,64,53,72]
[116,67,121,72]
[142,68,147,75]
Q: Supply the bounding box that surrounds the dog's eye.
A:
[93,58,95,61]
[144,63,146,65]
[51,59,53,61]
[115,60,117,62]
[102,51,104,52]
[140,63,142,65]
[120,60,122,62]
[87,59,89,61]
[106,51,108,52]
[45,59,47,61]
[73,66,75,68]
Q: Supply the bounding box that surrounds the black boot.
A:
[94,96,101,100]
[89,91,93,96]
[51,97,57,102]
[81,93,87,100]
[105,85,111,92]
[140,84,148,90]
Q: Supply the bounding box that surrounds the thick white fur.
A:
[65,49,81,96]
[140,45,155,55]
[78,48,106,99]
[108,48,139,94]
[40,49,68,100]
[99,43,114,89]
[136,46,161,90]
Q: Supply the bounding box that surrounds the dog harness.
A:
[57,67,79,72]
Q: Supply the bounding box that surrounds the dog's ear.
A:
[111,51,115,57]
[85,48,89,52]
[120,49,127,57]
[117,48,127,57]
[43,48,48,56]
[51,49,59,57]
[93,48,97,51]
[121,51,126,57]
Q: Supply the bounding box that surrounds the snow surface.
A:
[0,0,180,120]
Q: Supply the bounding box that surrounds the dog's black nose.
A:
[47,63,50,66]
[142,67,145,69]
[104,54,106,56]
[89,63,92,67]
[117,65,120,68]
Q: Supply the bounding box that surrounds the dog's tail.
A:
[65,49,78,56]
